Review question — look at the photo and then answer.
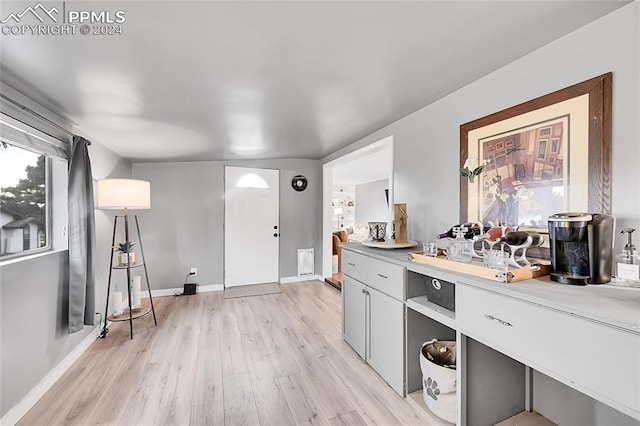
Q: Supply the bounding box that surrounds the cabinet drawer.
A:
[343,250,404,301]
[457,285,640,418]
[341,250,362,281]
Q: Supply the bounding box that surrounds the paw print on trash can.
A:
[424,376,441,401]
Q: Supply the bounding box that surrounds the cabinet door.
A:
[342,275,366,359]
[367,286,405,395]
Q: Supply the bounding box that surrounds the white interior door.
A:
[224,166,279,287]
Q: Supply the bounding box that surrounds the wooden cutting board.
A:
[409,251,551,283]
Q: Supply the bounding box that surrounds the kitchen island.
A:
[341,242,640,426]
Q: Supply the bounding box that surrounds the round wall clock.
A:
[291,175,308,192]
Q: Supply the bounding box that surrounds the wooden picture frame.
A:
[460,73,612,230]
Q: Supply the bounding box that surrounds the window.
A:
[0,143,49,256]
[0,114,68,260]
[236,173,269,189]
[537,139,548,160]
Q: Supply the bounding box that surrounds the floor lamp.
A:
[97,178,157,339]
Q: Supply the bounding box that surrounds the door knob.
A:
[273,233,279,237]
[274,225,278,230]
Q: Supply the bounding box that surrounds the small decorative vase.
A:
[368,222,388,242]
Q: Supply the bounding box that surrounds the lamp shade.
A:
[97,178,151,210]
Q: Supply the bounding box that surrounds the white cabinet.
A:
[457,284,640,421]
[343,245,640,425]
[342,250,405,396]
[367,285,404,394]
[343,249,404,300]
[342,275,366,358]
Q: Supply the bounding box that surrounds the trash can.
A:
[420,339,457,424]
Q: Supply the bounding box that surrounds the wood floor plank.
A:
[268,327,303,379]
[234,296,260,335]
[321,352,405,425]
[198,291,223,351]
[152,323,200,425]
[328,410,367,426]
[222,372,260,426]
[17,345,117,424]
[190,348,224,426]
[247,295,285,355]
[154,295,204,425]
[243,331,297,426]
[248,295,304,380]
[82,328,156,425]
[278,373,330,426]
[278,324,356,419]
[221,298,249,377]
[118,295,194,424]
[18,281,433,426]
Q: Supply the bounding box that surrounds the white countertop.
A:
[341,242,640,334]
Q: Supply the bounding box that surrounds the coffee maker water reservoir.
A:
[548,213,615,285]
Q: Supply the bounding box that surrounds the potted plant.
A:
[114,241,136,266]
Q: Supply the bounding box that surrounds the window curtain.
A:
[68,136,95,334]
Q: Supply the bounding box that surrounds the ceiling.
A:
[0,1,630,162]
[332,148,390,186]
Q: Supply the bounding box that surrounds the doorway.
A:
[322,136,394,288]
[224,166,280,287]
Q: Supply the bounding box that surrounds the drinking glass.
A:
[423,242,438,257]
[484,250,509,271]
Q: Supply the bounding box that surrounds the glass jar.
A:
[446,226,472,263]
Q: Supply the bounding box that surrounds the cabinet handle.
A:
[361,289,365,294]
[377,273,388,279]
[348,262,356,267]
[484,314,513,327]
[431,279,442,290]
[365,290,370,295]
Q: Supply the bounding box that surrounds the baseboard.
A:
[280,274,323,284]
[149,284,223,297]
[1,326,101,426]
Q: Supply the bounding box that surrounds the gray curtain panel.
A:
[68,136,96,334]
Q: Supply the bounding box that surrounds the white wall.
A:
[131,161,224,290]
[355,179,389,223]
[133,158,322,288]
[323,2,639,252]
[0,140,131,419]
[323,2,639,422]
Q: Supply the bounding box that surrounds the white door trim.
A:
[322,136,394,279]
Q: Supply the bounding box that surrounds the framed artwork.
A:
[460,73,612,231]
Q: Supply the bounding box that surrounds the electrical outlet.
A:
[190,267,197,276]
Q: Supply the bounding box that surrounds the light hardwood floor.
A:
[19,280,436,425]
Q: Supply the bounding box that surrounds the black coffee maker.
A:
[548,213,615,285]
